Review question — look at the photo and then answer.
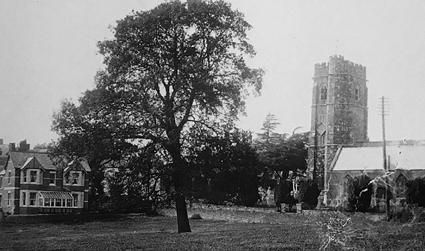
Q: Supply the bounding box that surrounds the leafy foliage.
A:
[297,179,320,208]
[104,143,169,213]
[407,177,425,207]
[188,126,261,206]
[53,0,262,232]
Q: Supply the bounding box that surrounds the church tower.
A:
[308,55,368,188]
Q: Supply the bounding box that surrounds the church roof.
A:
[332,143,425,171]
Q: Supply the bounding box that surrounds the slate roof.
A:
[64,159,91,173]
[9,152,57,170]
[332,143,425,171]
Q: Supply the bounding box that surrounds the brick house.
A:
[0,151,90,215]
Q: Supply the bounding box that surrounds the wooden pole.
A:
[380,96,390,221]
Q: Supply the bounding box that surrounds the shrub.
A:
[407,178,425,207]
[297,180,320,208]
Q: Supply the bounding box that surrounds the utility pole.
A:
[322,74,331,206]
[379,96,390,220]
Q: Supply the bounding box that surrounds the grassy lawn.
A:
[0,212,425,250]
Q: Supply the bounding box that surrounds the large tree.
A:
[94,0,262,232]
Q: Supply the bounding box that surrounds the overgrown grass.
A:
[0,212,424,250]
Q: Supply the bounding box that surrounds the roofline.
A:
[343,139,425,148]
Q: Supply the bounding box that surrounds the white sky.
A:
[1,0,425,145]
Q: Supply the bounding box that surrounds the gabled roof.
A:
[9,152,57,170]
[21,156,46,171]
[332,144,425,171]
[64,158,91,173]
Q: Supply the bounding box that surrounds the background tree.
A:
[75,0,263,233]
[52,89,136,210]
[255,114,309,209]
[188,125,261,206]
[105,143,169,213]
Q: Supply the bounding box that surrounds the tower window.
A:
[355,87,360,101]
[320,86,327,100]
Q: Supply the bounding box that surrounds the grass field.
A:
[0,211,425,250]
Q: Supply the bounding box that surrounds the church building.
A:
[307,55,425,210]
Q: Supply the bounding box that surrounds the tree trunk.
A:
[175,187,191,233]
[168,140,191,233]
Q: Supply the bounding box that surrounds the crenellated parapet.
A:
[328,55,366,80]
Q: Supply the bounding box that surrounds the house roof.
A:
[7,151,91,173]
[64,158,91,173]
[332,144,425,171]
[9,152,57,170]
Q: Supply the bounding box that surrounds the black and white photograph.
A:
[1,0,425,250]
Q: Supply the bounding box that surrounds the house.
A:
[0,151,91,215]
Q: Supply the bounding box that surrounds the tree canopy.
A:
[53,0,263,233]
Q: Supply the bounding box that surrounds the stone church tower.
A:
[308,55,368,189]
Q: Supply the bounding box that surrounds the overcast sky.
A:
[1,0,425,145]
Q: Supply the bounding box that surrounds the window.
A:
[65,171,83,186]
[49,171,56,185]
[72,172,80,185]
[355,87,360,101]
[7,192,11,206]
[44,198,51,207]
[29,192,37,206]
[7,170,11,184]
[22,171,27,183]
[55,199,62,207]
[66,199,73,207]
[320,86,327,100]
[72,193,79,207]
[30,170,37,183]
[22,192,26,206]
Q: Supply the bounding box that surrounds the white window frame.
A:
[29,192,37,206]
[19,190,82,208]
[64,171,84,186]
[29,170,38,183]
[21,169,42,184]
[72,193,83,208]
[7,191,11,206]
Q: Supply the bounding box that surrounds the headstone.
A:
[296,203,303,213]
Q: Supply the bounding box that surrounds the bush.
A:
[407,178,425,207]
[297,180,320,208]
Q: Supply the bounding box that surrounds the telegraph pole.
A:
[380,97,387,172]
[379,96,390,220]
